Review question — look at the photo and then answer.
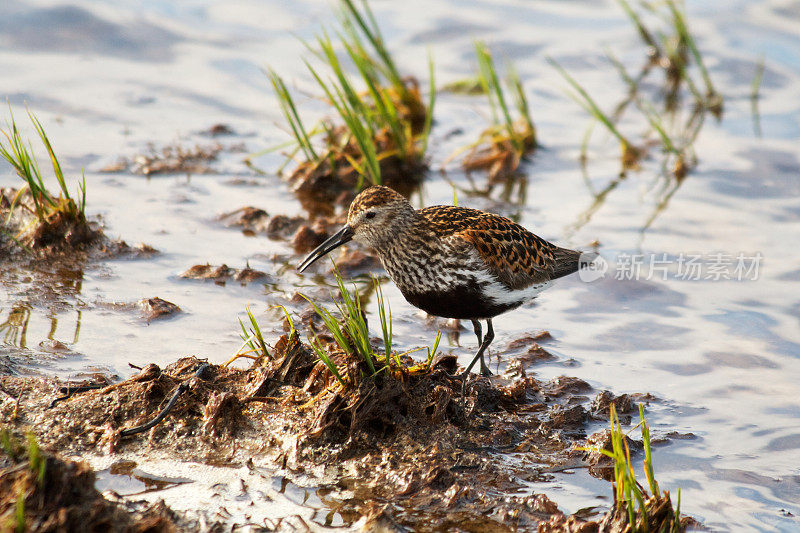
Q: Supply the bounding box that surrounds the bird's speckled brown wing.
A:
[419,205,580,290]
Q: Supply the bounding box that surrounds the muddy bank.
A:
[0,330,694,531]
[0,430,197,531]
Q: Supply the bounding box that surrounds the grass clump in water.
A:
[550,0,725,182]
[0,107,96,250]
[555,0,736,237]
[260,0,434,216]
[449,41,537,186]
[586,405,691,532]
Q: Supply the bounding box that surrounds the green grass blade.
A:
[238,317,256,352]
[15,489,25,533]
[26,432,45,485]
[750,55,764,137]
[27,110,69,202]
[78,170,87,216]
[616,0,661,53]
[548,57,637,157]
[246,306,269,358]
[421,51,436,155]
[277,305,296,338]
[373,276,392,359]
[309,334,346,386]
[340,0,403,89]
[639,404,660,496]
[425,330,442,370]
[267,69,319,161]
[507,62,533,135]
[639,100,680,154]
[474,42,499,124]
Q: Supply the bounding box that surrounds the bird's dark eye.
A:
[364,211,376,220]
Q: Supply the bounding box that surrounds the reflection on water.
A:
[1,0,800,529]
[0,263,85,363]
[0,304,31,347]
[0,305,83,350]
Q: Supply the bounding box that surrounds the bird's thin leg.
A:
[454,319,494,379]
[471,319,483,346]
[478,320,494,377]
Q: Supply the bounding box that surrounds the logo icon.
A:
[578,252,608,283]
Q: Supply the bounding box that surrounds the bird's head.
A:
[297,185,415,272]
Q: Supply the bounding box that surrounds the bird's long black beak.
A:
[297,225,354,272]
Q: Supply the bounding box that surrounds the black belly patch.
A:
[401,285,523,320]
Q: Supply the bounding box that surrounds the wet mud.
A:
[1,187,100,257]
[0,431,195,531]
[0,330,695,530]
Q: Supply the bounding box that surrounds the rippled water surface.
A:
[2,0,800,530]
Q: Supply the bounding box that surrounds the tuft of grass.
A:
[305,53,382,185]
[266,0,432,194]
[304,263,446,384]
[303,263,376,376]
[474,41,535,152]
[240,306,270,359]
[450,42,536,184]
[591,404,684,532]
[555,0,725,187]
[1,107,87,225]
[225,306,272,367]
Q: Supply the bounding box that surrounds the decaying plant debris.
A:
[1,186,100,253]
[286,123,427,217]
[0,329,696,531]
[0,430,200,531]
[100,142,229,176]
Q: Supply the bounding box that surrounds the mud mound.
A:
[0,432,191,532]
[0,333,696,531]
[1,187,100,257]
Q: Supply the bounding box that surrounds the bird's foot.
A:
[479,364,492,377]
[444,370,470,382]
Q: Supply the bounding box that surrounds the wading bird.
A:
[298,186,592,378]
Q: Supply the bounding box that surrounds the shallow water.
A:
[2,0,800,529]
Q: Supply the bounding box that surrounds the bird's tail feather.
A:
[552,247,597,280]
